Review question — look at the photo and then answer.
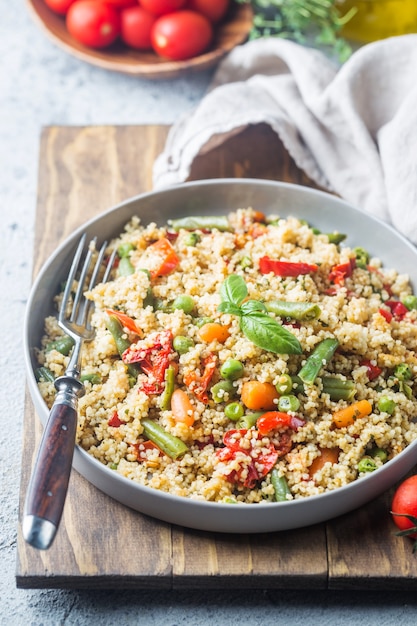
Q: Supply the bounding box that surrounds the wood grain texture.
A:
[16,124,417,589]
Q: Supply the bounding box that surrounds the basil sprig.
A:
[218,275,302,355]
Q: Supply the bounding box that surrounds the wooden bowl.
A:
[26,0,253,79]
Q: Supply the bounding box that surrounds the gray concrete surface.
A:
[1,3,417,624]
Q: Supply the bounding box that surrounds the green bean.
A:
[265,300,321,321]
[173,335,194,355]
[35,366,55,383]
[402,294,417,311]
[236,412,264,429]
[105,314,139,380]
[118,256,135,276]
[278,395,300,412]
[354,247,370,269]
[326,232,346,245]
[290,375,304,394]
[159,365,176,411]
[194,316,214,328]
[169,215,231,232]
[275,373,293,395]
[172,294,195,314]
[138,269,154,309]
[141,417,188,459]
[298,338,339,385]
[118,242,135,258]
[224,402,245,421]
[377,396,396,414]
[271,469,292,502]
[80,372,102,385]
[220,359,244,381]
[357,457,377,473]
[322,377,356,401]
[46,335,75,356]
[211,380,235,403]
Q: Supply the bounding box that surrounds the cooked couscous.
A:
[35,208,417,503]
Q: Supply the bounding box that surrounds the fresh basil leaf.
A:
[240,313,302,355]
[218,302,242,316]
[220,275,247,307]
[240,299,267,315]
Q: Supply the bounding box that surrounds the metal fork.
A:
[23,234,116,550]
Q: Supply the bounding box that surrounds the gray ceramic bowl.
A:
[23,179,417,533]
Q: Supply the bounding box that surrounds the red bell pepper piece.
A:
[259,257,318,277]
[106,309,141,335]
[122,330,173,395]
[108,411,125,428]
[379,307,393,323]
[329,258,356,285]
[256,411,305,436]
[384,300,408,320]
[183,353,217,403]
[360,359,382,381]
[217,429,279,489]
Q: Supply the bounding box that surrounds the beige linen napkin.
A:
[153,35,417,244]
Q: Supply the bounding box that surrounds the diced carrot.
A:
[198,322,230,344]
[141,237,179,280]
[170,389,195,426]
[309,447,340,478]
[241,381,279,411]
[332,399,372,428]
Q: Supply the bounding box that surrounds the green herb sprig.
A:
[218,274,302,354]
[236,0,357,62]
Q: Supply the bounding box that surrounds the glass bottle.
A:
[338,0,417,42]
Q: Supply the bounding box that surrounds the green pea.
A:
[275,374,293,395]
[220,359,244,381]
[357,457,377,473]
[402,295,417,310]
[278,395,300,412]
[172,295,195,314]
[370,447,388,463]
[377,396,396,415]
[224,402,245,421]
[173,335,194,355]
[118,256,135,276]
[117,242,135,258]
[184,232,200,246]
[211,380,235,403]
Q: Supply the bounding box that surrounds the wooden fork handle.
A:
[23,387,79,550]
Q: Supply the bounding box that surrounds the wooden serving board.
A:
[16,124,417,590]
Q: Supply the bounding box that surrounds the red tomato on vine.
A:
[43,0,77,14]
[186,0,229,23]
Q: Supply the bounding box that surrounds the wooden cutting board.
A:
[16,124,417,590]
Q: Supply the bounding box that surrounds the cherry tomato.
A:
[140,0,186,16]
[120,6,157,49]
[151,10,213,60]
[43,0,77,15]
[391,475,417,540]
[186,0,229,23]
[66,1,121,48]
